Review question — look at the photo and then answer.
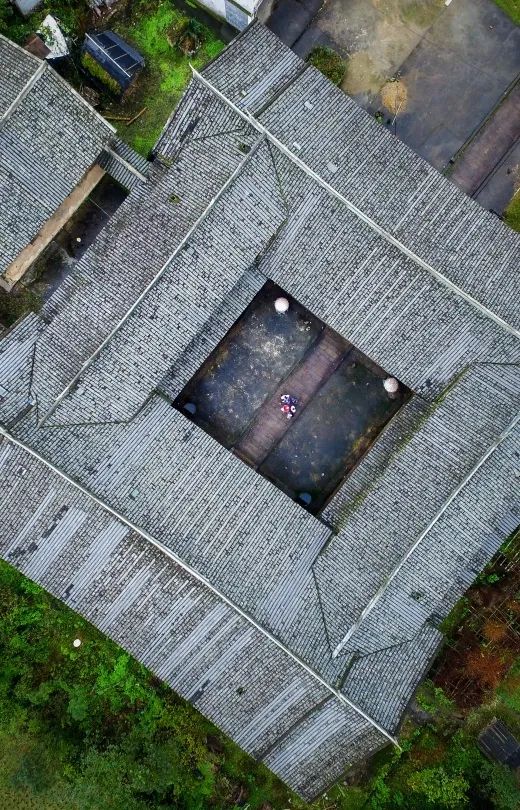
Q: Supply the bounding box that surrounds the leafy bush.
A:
[416,680,455,716]
[482,762,520,810]
[0,0,13,34]
[308,46,347,86]
[407,766,469,808]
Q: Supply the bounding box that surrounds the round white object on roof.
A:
[274,297,289,313]
[73,638,82,648]
[383,377,399,393]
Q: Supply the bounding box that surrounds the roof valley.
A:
[192,68,520,341]
[331,406,520,658]
[0,424,397,747]
[37,136,266,426]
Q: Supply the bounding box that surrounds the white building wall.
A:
[196,0,259,29]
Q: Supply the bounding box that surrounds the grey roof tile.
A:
[257,65,520,330]
[0,37,113,278]
[341,626,442,732]
[0,20,519,801]
[0,34,40,116]
[0,435,385,794]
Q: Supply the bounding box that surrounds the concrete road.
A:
[268,0,520,188]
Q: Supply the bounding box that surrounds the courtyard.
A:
[175,282,409,512]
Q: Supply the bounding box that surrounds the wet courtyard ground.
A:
[177,282,323,447]
[28,176,128,301]
[176,283,409,513]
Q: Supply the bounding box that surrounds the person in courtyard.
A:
[280,394,298,418]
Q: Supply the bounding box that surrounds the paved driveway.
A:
[272,0,520,171]
[449,80,520,213]
[395,0,520,167]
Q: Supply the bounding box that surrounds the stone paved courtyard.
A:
[175,282,409,512]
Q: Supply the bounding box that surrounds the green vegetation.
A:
[492,0,520,25]
[308,46,347,86]
[1,0,88,45]
[1,0,224,159]
[0,286,41,328]
[81,52,121,96]
[503,190,520,232]
[0,560,298,810]
[1,557,520,809]
[109,0,225,156]
[0,0,13,34]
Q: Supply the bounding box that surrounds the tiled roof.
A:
[0,35,144,280]
[0,21,518,800]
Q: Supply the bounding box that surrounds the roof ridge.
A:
[44,60,116,135]
[331,408,520,658]
[0,56,46,125]
[103,145,148,183]
[37,133,265,427]
[0,425,398,747]
[0,35,115,134]
[191,68,520,341]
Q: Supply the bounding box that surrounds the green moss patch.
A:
[0,287,42,329]
[104,0,225,157]
[492,0,520,25]
[504,190,520,232]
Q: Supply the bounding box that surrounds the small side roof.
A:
[0,34,114,279]
[478,719,520,768]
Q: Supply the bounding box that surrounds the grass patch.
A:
[492,0,520,25]
[308,46,347,86]
[81,51,121,95]
[503,189,520,232]
[106,0,225,156]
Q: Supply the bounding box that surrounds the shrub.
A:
[0,0,13,34]
[81,51,121,96]
[482,618,508,643]
[416,680,454,715]
[407,766,469,808]
[482,761,520,810]
[308,46,347,86]
[464,648,511,691]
